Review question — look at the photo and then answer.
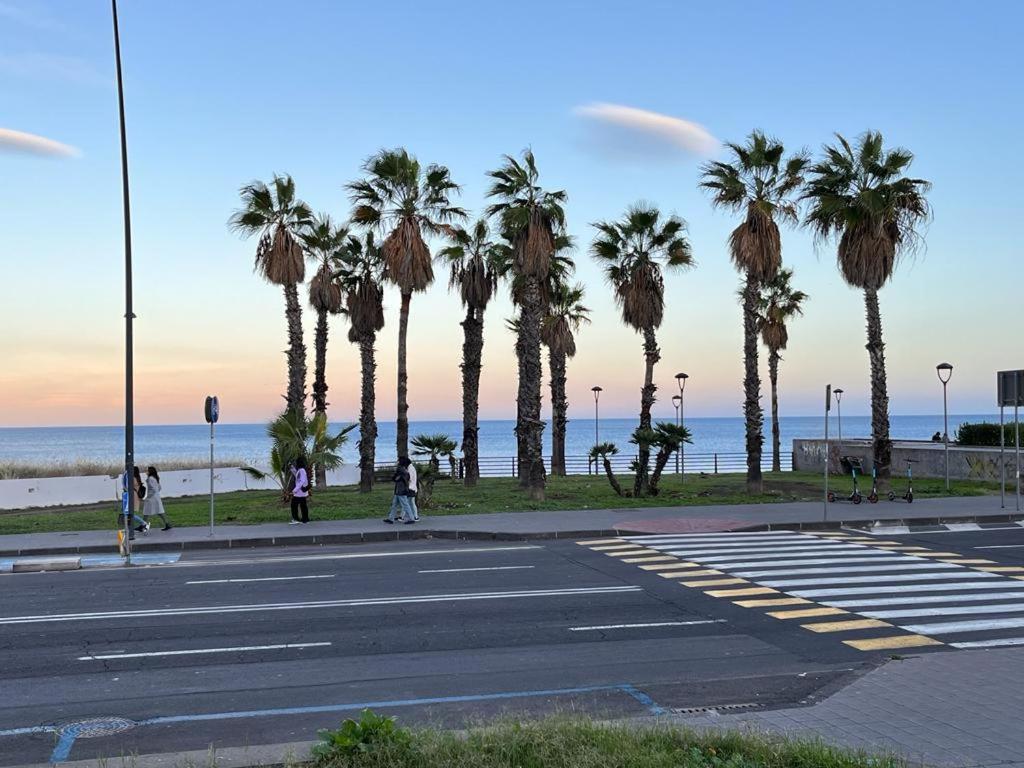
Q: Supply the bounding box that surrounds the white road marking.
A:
[699,550,899,566]
[863,603,1024,620]
[733,563,960,579]
[568,620,725,631]
[762,571,995,589]
[827,591,1024,608]
[975,545,1024,549]
[795,581,1024,598]
[901,617,1024,635]
[166,546,543,569]
[951,637,1024,649]
[418,566,536,574]
[186,575,336,585]
[78,642,331,661]
[659,544,866,557]
[708,555,912,569]
[0,585,641,625]
[624,532,808,542]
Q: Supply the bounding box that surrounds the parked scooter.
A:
[888,459,915,503]
[827,456,865,504]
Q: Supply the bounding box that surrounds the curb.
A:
[11,739,315,768]
[2,513,1022,558]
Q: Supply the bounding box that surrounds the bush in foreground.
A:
[312,712,905,768]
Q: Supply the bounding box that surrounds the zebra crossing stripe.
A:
[900,617,1024,635]
[802,619,891,633]
[682,578,748,587]
[622,555,677,563]
[843,635,943,651]
[605,549,654,557]
[733,563,960,579]
[978,567,1024,573]
[795,581,1024,598]
[705,587,777,597]
[762,571,996,589]
[863,602,1024,620]
[662,569,721,578]
[576,539,623,546]
[940,559,995,565]
[767,607,847,619]
[638,563,689,571]
[733,597,810,608]
[827,591,1024,608]
[705,555,911,569]
[907,552,965,558]
[951,637,1024,649]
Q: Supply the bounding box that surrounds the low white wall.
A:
[0,464,361,511]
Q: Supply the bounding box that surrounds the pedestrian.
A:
[384,457,415,525]
[131,466,150,535]
[289,456,310,525]
[406,460,420,521]
[143,466,173,531]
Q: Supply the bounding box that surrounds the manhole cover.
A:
[58,717,135,739]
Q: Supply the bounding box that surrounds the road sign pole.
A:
[1016,404,1021,513]
[209,419,215,536]
[1000,405,1006,509]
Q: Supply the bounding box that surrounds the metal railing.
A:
[376,452,793,478]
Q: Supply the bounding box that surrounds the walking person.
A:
[289,456,310,525]
[384,457,415,524]
[143,466,173,531]
[406,459,420,521]
[131,466,150,535]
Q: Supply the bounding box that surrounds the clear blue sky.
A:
[1,0,1020,426]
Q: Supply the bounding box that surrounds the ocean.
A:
[0,414,1000,468]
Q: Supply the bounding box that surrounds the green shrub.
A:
[312,709,411,763]
[955,422,1023,447]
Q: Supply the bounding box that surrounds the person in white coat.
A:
[143,466,173,531]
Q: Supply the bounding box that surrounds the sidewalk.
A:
[0,494,1020,557]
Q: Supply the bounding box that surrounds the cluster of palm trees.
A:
[229,129,929,499]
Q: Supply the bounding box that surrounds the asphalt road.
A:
[1,525,1022,765]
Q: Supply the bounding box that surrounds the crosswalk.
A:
[579,530,1024,652]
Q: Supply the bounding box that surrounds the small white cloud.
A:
[0,128,80,158]
[574,102,719,158]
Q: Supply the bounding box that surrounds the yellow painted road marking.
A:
[640,562,698,571]
[844,635,943,651]
[622,555,677,563]
[803,619,891,633]
[577,539,623,546]
[683,577,748,587]
[705,587,778,597]
[978,566,1024,573]
[767,607,847,620]
[663,569,721,578]
[734,597,811,608]
[940,559,994,565]
[587,544,638,551]
[605,549,654,557]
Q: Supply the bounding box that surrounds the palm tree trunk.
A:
[634,326,660,497]
[312,307,329,488]
[549,347,567,476]
[283,283,307,417]
[649,446,673,495]
[461,306,483,487]
[520,277,546,500]
[864,288,892,478]
[769,348,781,473]
[515,321,528,486]
[357,332,377,493]
[742,275,764,493]
[602,457,623,496]
[396,291,411,459]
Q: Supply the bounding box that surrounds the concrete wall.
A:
[793,438,1022,481]
[0,465,360,511]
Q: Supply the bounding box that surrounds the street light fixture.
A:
[675,373,689,480]
[833,388,844,453]
[937,362,954,491]
[591,386,603,446]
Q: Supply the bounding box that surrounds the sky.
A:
[1,0,1021,428]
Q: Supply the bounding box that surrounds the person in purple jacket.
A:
[289,456,310,525]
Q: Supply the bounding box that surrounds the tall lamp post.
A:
[833,388,844,454]
[675,373,689,481]
[672,395,682,474]
[937,362,953,491]
[591,386,602,475]
[112,0,135,565]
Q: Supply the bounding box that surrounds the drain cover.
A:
[58,717,135,738]
[670,703,760,715]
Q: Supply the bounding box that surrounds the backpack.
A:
[137,482,147,500]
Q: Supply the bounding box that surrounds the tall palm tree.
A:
[347,149,466,459]
[300,214,348,487]
[334,232,386,492]
[700,132,807,493]
[803,132,930,476]
[486,150,566,501]
[229,174,313,415]
[542,280,590,476]
[757,268,808,472]
[591,203,694,497]
[437,219,504,487]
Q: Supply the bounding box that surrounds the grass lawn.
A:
[306,716,907,768]
[0,470,1000,536]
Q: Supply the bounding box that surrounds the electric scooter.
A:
[827,456,864,504]
[867,462,880,504]
[888,459,915,503]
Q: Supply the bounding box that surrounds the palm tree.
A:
[757,268,808,472]
[437,219,504,487]
[300,214,348,488]
[542,280,590,476]
[334,233,386,493]
[589,443,623,496]
[591,203,694,497]
[803,132,930,477]
[486,150,566,501]
[411,433,458,506]
[648,422,693,495]
[699,132,807,493]
[229,174,313,414]
[347,149,466,459]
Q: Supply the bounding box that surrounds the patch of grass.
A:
[0,472,1000,536]
[0,458,245,480]
[310,716,907,768]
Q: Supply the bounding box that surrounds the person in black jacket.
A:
[384,457,416,524]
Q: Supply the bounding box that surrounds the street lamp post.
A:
[591,386,603,475]
[833,389,844,463]
[672,395,682,474]
[675,373,689,481]
[937,363,954,492]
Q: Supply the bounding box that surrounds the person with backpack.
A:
[289,456,311,525]
[384,457,415,525]
[131,466,150,534]
[143,466,173,531]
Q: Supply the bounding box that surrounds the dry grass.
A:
[0,458,246,480]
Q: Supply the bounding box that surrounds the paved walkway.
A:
[0,494,1019,557]
[674,645,1024,768]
